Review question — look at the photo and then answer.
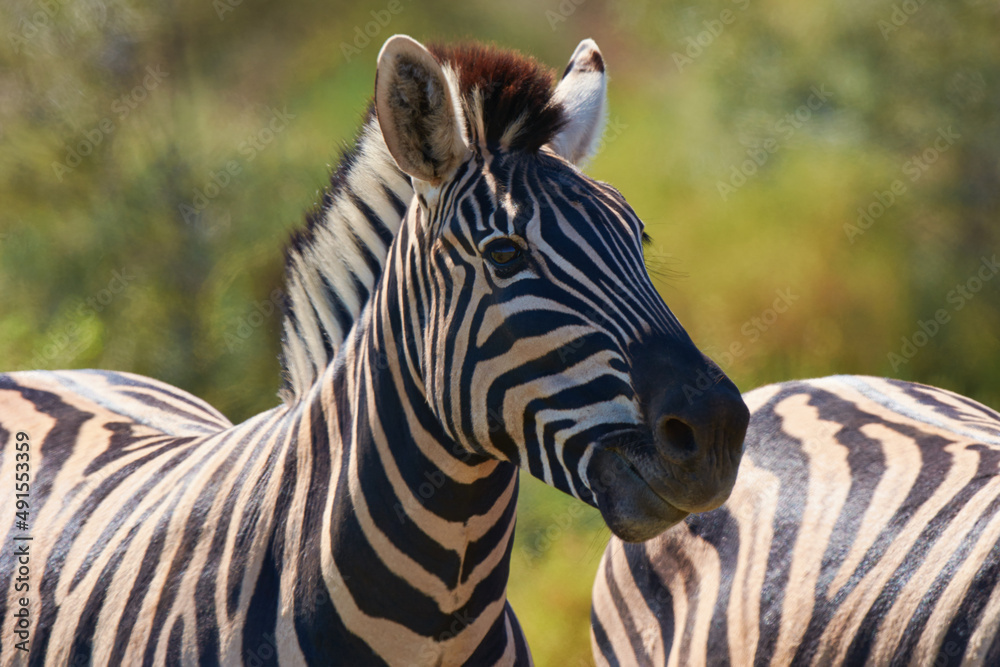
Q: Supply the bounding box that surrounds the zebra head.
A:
[373,35,750,542]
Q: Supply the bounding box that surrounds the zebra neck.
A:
[309,316,525,663]
[279,109,414,403]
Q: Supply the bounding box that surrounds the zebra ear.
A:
[547,39,608,166]
[375,35,470,185]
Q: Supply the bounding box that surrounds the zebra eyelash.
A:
[641,232,653,247]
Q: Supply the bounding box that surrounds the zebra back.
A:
[591,375,1000,666]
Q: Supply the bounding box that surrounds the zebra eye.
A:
[484,239,522,267]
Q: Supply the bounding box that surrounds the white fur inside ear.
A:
[547,38,608,166]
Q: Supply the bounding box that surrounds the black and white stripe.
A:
[279,108,411,401]
[1,35,749,665]
[592,375,1000,666]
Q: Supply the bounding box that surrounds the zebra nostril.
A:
[655,417,697,461]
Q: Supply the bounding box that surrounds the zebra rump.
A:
[592,375,1000,666]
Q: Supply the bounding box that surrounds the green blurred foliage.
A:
[1,0,998,664]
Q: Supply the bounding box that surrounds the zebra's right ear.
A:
[375,35,470,185]
[546,39,608,167]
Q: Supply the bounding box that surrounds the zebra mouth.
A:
[587,445,690,542]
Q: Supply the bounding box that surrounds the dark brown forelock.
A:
[426,42,567,153]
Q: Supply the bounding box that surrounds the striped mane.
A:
[278,42,569,402]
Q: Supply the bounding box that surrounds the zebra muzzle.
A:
[588,344,751,541]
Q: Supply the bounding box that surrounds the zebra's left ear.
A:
[546,39,608,166]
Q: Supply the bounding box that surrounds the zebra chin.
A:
[586,423,745,542]
[587,446,693,542]
[584,342,751,541]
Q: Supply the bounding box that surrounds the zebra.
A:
[0,35,750,665]
[591,375,1000,666]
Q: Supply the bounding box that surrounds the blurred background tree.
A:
[1,0,997,663]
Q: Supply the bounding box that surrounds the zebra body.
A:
[591,375,1000,666]
[2,35,749,665]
